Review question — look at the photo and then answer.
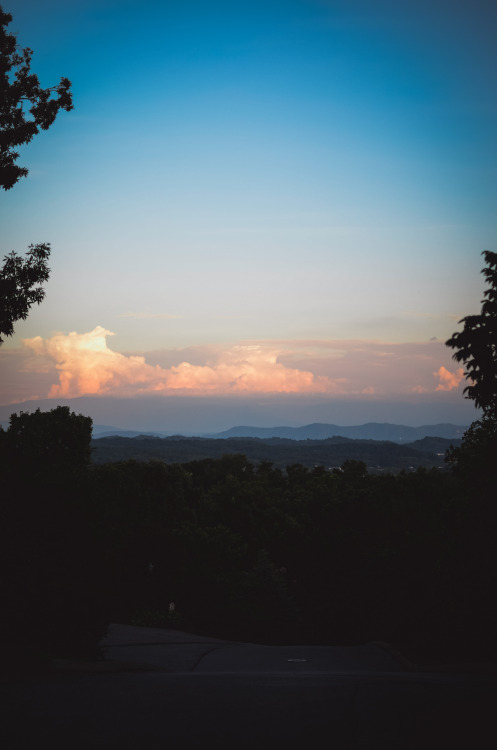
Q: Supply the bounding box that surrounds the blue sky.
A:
[1,0,495,428]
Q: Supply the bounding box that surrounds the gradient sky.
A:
[1,0,496,428]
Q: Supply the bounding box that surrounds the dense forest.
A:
[1,404,496,665]
[91,434,458,473]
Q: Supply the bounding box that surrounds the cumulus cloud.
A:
[13,328,469,404]
[434,366,465,391]
[23,327,339,398]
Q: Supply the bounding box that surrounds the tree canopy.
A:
[0,4,73,190]
[446,250,497,419]
[0,242,50,344]
[0,4,72,342]
[6,405,93,477]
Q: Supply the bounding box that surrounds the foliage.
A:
[2,403,496,662]
[91,434,451,473]
[0,242,50,344]
[0,5,73,190]
[446,250,497,418]
[446,415,497,480]
[438,252,497,658]
[6,405,92,477]
[0,4,69,342]
[85,453,488,659]
[1,406,108,660]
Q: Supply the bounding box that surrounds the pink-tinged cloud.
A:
[434,366,465,391]
[409,385,429,394]
[361,386,376,394]
[275,339,461,396]
[23,327,340,398]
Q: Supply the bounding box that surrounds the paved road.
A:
[100,623,404,674]
[3,624,496,749]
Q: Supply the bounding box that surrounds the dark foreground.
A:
[3,624,496,750]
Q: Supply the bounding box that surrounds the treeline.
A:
[91,434,458,473]
[2,406,496,665]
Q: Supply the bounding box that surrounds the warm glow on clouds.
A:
[274,339,463,397]
[23,327,339,398]
[25,327,158,398]
[434,366,465,392]
[1,329,468,407]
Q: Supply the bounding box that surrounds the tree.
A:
[0,5,72,342]
[446,250,497,419]
[5,405,93,478]
[1,406,109,659]
[444,254,497,652]
[0,5,73,190]
[0,241,50,344]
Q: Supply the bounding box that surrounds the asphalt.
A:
[99,623,406,674]
[3,624,497,749]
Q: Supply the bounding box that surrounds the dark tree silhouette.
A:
[0,5,73,190]
[0,242,50,344]
[446,250,497,419]
[1,5,72,341]
[6,405,93,477]
[1,406,109,660]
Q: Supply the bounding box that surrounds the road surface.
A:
[3,624,496,749]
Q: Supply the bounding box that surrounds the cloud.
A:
[9,329,468,405]
[409,385,429,394]
[275,339,459,396]
[434,366,465,391]
[23,327,339,398]
[25,327,157,398]
[0,346,56,405]
[361,386,376,394]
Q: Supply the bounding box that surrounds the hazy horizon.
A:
[0,393,478,435]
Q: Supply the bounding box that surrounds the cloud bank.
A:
[23,327,337,398]
[0,327,467,406]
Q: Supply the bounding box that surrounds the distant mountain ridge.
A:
[206,422,468,442]
[88,421,469,442]
[92,426,167,439]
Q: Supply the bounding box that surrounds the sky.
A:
[1,0,495,431]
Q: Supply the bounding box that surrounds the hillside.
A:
[91,434,461,472]
[208,422,467,442]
